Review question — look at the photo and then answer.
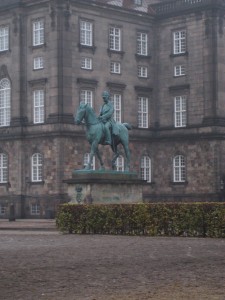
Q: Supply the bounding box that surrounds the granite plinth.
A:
[64,170,146,204]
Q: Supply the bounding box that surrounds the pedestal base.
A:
[64,170,146,204]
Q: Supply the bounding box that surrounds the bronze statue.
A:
[75,91,132,171]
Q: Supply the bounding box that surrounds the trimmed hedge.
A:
[56,203,225,237]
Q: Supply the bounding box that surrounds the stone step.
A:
[0,219,57,231]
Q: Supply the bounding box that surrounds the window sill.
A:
[170,181,188,186]
[135,54,151,60]
[107,49,125,57]
[27,181,45,185]
[0,49,11,55]
[78,44,96,54]
[30,43,46,50]
[170,52,188,58]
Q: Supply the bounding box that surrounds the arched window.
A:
[32,153,43,182]
[115,155,124,171]
[173,155,186,182]
[141,156,151,182]
[83,153,95,170]
[0,78,11,126]
[0,153,8,183]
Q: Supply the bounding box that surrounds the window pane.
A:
[33,90,44,124]
[80,21,93,46]
[0,26,9,51]
[32,153,43,182]
[138,97,148,128]
[80,90,93,107]
[33,19,44,46]
[0,78,10,127]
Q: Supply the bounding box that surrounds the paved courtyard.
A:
[0,229,224,300]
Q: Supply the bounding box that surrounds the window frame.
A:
[138,96,149,128]
[0,25,9,52]
[173,155,186,183]
[110,61,121,74]
[115,155,124,172]
[174,95,187,128]
[84,153,95,170]
[112,93,122,122]
[0,153,8,183]
[137,32,148,56]
[141,156,151,183]
[31,203,40,215]
[109,26,121,51]
[33,57,44,70]
[33,89,45,124]
[173,30,186,55]
[138,65,148,78]
[81,57,93,70]
[32,18,44,47]
[80,89,93,107]
[0,204,7,215]
[174,65,185,77]
[31,153,43,182]
[80,20,93,47]
[0,78,11,127]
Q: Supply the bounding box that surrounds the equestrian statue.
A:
[75,91,132,171]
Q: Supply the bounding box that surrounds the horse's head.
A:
[75,101,87,125]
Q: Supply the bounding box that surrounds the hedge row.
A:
[56,203,225,237]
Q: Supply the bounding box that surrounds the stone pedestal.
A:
[64,170,146,204]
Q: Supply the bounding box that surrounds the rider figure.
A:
[98,91,115,145]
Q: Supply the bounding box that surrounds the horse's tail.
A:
[123,123,132,130]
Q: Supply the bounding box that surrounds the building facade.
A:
[0,0,225,218]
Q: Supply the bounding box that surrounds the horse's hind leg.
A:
[96,148,105,170]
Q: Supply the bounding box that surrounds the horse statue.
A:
[75,101,132,171]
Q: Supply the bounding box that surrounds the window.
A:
[141,156,151,182]
[32,153,43,182]
[80,90,93,107]
[80,20,93,46]
[33,90,44,124]
[115,155,124,172]
[109,27,121,51]
[173,30,186,54]
[33,19,44,46]
[0,153,8,183]
[112,94,121,122]
[174,96,186,127]
[138,66,148,78]
[0,78,11,127]
[31,203,40,215]
[138,96,148,128]
[84,153,95,170]
[0,204,7,215]
[137,32,148,56]
[174,65,185,77]
[134,0,142,5]
[81,57,92,70]
[110,62,121,74]
[173,155,186,182]
[0,26,9,51]
[34,57,44,70]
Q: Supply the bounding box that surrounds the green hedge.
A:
[56,203,225,237]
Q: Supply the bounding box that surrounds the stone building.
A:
[0,0,225,218]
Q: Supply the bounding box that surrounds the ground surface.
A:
[0,229,225,300]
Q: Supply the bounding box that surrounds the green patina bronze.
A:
[75,91,132,171]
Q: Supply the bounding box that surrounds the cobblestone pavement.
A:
[0,231,224,300]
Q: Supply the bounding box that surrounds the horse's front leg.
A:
[95,148,105,170]
[123,144,130,172]
[85,141,98,170]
